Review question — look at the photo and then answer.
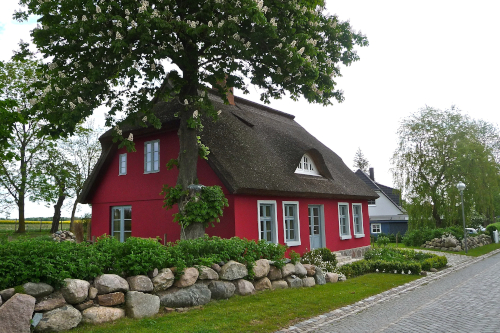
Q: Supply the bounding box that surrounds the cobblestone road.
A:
[278,249,500,333]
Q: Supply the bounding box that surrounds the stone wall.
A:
[336,245,372,258]
[0,260,341,332]
[422,234,492,252]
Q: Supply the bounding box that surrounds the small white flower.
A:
[193,110,199,118]
[77,97,83,103]
[208,21,213,27]
[131,21,138,28]
[116,32,123,40]
[218,20,224,28]
[82,77,89,84]
[142,116,147,122]
[125,9,130,15]
[127,133,133,141]
[96,5,101,13]
[88,62,94,69]
[217,110,222,115]
[298,47,305,55]
[69,102,76,110]
[82,15,87,21]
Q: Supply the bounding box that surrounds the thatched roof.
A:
[80,92,378,203]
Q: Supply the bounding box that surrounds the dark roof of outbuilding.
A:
[354,169,405,212]
[80,92,378,203]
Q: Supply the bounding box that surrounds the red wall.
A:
[90,129,234,243]
[234,195,370,255]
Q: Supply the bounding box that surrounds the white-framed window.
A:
[111,206,132,242]
[144,140,159,173]
[295,154,320,176]
[371,223,381,234]
[283,201,301,246]
[352,203,364,238]
[119,153,127,175]
[368,199,376,205]
[338,203,351,240]
[258,201,278,244]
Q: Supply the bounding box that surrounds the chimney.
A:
[369,167,374,181]
[213,77,235,106]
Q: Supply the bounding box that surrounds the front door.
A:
[308,205,324,249]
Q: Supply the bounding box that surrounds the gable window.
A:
[338,203,351,240]
[371,223,381,234]
[352,204,364,238]
[295,154,320,176]
[283,201,301,246]
[368,199,376,205]
[144,140,159,173]
[258,201,277,243]
[111,206,131,242]
[119,153,127,175]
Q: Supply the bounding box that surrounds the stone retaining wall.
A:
[422,234,492,252]
[0,260,341,332]
[335,245,371,258]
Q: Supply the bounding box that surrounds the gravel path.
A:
[277,248,500,333]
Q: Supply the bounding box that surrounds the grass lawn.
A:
[386,242,500,257]
[69,273,419,333]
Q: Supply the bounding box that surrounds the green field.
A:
[0,221,70,233]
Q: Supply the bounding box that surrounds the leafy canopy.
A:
[15,0,368,144]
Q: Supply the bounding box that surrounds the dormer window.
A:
[295,154,320,176]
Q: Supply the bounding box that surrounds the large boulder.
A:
[0,293,36,333]
[302,264,316,277]
[253,259,271,279]
[127,275,154,292]
[94,274,129,294]
[34,305,81,332]
[23,282,53,298]
[152,268,175,292]
[97,292,125,306]
[271,280,288,290]
[253,277,272,291]
[34,291,67,312]
[61,279,90,304]
[174,267,199,288]
[125,291,160,319]
[199,266,219,280]
[219,261,248,280]
[314,267,326,285]
[294,263,307,277]
[302,277,315,287]
[444,237,457,248]
[285,275,303,288]
[232,279,255,296]
[325,273,339,283]
[281,263,296,278]
[208,281,236,300]
[157,284,211,308]
[82,307,125,324]
[0,288,15,301]
[88,287,98,300]
[267,266,283,280]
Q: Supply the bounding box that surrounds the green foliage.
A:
[161,185,229,228]
[0,235,287,290]
[421,256,448,271]
[289,250,301,264]
[392,106,500,229]
[352,147,369,173]
[376,236,390,247]
[485,222,500,239]
[300,248,337,272]
[402,226,464,246]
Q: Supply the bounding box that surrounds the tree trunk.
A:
[432,199,442,228]
[69,199,78,232]
[51,194,66,233]
[16,194,26,233]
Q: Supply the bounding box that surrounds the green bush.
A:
[301,248,337,272]
[0,235,287,290]
[289,250,301,264]
[376,236,390,247]
[421,256,448,271]
[402,226,463,246]
[339,259,422,279]
[485,222,500,239]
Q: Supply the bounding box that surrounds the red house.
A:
[80,91,378,256]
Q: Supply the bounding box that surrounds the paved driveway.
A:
[279,249,500,333]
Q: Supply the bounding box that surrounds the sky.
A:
[1,0,500,218]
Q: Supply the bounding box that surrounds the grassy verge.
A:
[386,242,500,257]
[69,273,419,333]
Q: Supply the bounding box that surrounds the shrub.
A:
[301,248,337,272]
[403,226,464,246]
[376,236,390,247]
[485,223,500,239]
[289,250,301,264]
[338,259,422,279]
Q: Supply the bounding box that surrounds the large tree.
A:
[392,106,500,229]
[0,59,52,233]
[353,147,369,173]
[16,0,368,238]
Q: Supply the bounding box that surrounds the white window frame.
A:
[282,201,301,247]
[257,200,278,244]
[144,140,160,174]
[295,154,320,176]
[371,223,381,234]
[338,203,351,240]
[119,153,127,175]
[368,199,376,206]
[352,203,364,238]
[111,206,132,242]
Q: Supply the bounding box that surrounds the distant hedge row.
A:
[0,235,287,290]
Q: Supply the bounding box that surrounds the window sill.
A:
[144,171,160,174]
[286,241,301,247]
[340,235,352,240]
[354,234,365,238]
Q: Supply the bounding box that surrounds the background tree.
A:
[0,61,23,160]
[353,147,369,173]
[16,0,368,238]
[0,59,52,233]
[392,106,500,229]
